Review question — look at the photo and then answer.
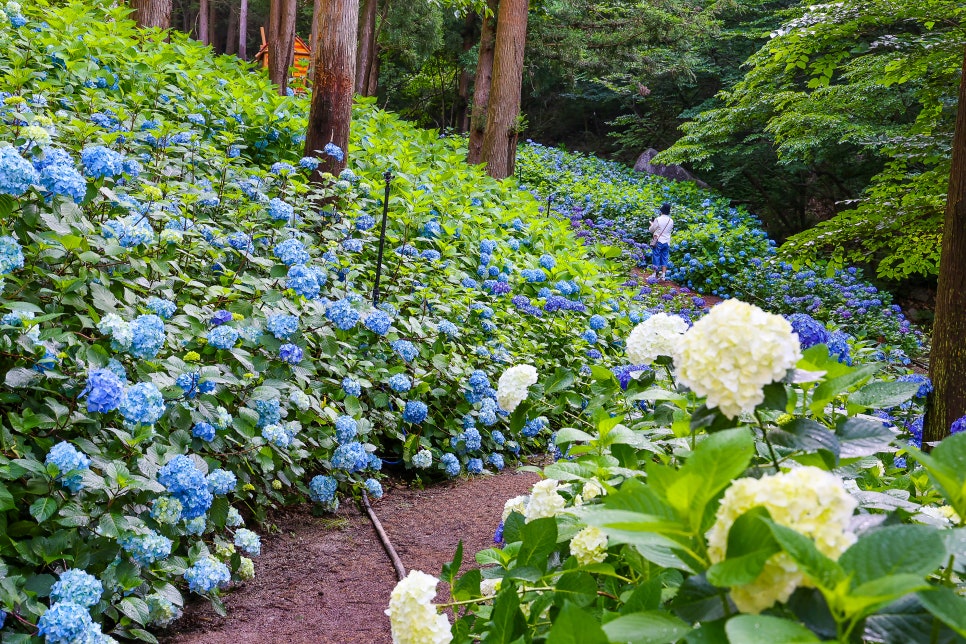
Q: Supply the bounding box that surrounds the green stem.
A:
[755,410,781,473]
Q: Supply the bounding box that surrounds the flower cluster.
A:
[496,364,538,413]
[385,570,452,644]
[625,313,688,365]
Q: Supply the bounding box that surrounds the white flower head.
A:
[625,313,689,365]
[496,364,538,413]
[582,477,605,501]
[706,467,857,614]
[502,494,530,522]
[385,570,452,644]
[97,313,132,350]
[570,526,608,566]
[673,299,802,418]
[524,479,565,522]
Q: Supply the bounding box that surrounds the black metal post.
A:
[372,170,393,306]
[546,193,552,215]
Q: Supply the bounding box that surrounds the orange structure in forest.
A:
[255,27,312,91]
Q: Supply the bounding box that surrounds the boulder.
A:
[633,148,708,187]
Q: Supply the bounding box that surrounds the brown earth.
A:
[160,468,540,644]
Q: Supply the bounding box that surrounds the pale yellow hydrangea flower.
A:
[385,570,452,644]
[706,467,857,613]
[625,313,689,365]
[502,494,530,522]
[570,526,609,566]
[673,299,802,418]
[524,479,566,522]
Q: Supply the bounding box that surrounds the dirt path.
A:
[161,468,540,644]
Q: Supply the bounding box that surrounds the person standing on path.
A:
[649,202,674,280]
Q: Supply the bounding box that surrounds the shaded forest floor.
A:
[160,468,541,644]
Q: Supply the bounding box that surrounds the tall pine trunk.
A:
[198,0,209,44]
[926,47,966,447]
[305,0,359,180]
[355,0,378,95]
[238,0,248,59]
[467,0,497,164]
[455,10,478,132]
[130,0,173,28]
[479,0,527,178]
[268,0,297,94]
[226,3,239,55]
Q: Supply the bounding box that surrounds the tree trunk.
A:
[355,0,378,95]
[226,3,239,55]
[198,0,209,43]
[305,0,359,180]
[926,47,966,448]
[131,0,173,28]
[455,10,478,132]
[366,51,380,96]
[479,0,527,178]
[268,0,298,94]
[467,0,497,164]
[238,0,248,59]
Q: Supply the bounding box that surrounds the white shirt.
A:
[649,215,673,244]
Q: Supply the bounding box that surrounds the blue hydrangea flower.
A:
[287,264,325,298]
[589,314,607,330]
[130,314,165,358]
[255,398,282,427]
[120,530,173,565]
[227,507,244,527]
[441,453,460,477]
[207,325,239,349]
[206,469,237,495]
[210,309,233,326]
[491,430,505,445]
[582,329,598,344]
[521,269,546,283]
[786,313,831,349]
[364,309,392,335]
[421,249,441,261]
[309,475,338,503]
[356,214,375,231]
[403,401,428,424]
[522,416,548,438]
[323,142,345,161]
[332,441,369,472]
[279,343,304,364]
[388,373,412,393]
[391,340,418,362]
[81,145,124,178]
[267,197,294,222]
[467,458,484,474]
[951,414,966,435]
[299,156,320,169]
[158,455,213,520]
[81,368,124,413]
[234,528,261,556]
[438,320,459,339]
[365,478,383,499]
[36,601,96,643]
[0,146,39,196]
[227,231,254,253]
[192,421,216,442]
[488,453,505,470]
[342,238,363,253]
[44,441,91,492]
[479,398,499,426]
[827,331,852,365]
[897,374,933,399]
[274,238,310,266]
[39,162,86,202]
[412,449,433,468]
[50,569,102,607]
[266,314,298,340]
[480,239,497,255]
[335,415,358,443]
[342,377,362,397]
[184,557,230,594]
[538,254,556,270]
[0,236,24,274]
[327,298,359,330]
[119,382,165,425]
[146,297,176,319]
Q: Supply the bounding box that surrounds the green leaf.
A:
[517,517,558,569]
[442,540,464,585]
[724,615,819,642]
[706,507,779,587]
[835,417,895,458]
[848,381,922,409]
[0,482,14,511]
[119,597,151,624]
[546,603,608,644]
[5,367,40,388]
[485,584,527,644]
[764,520,844,590]
[554,427,595,444]
[916,586,966,637]
[838,525,946,586]
[553,572,597,607]
[768,418,839,459]
[452,568,482,601]
[811,363,879,413]
[30,497,59,524]
[502,511,525,544]
[601,611,692,644]
[544,461,597,481]
[546,367,576,394]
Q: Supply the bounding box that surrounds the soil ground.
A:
[160,468,540,644]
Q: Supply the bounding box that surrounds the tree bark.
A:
[455,10,478,132]
[310,0,322,55]
[926,47,966,447]
[198,0,209,43]
[238,0,248,59]
[355,0,378,95]
[467,0,497,164]
[131,0,173,29]
[305,0,359,180]
[267,0,298,94]
[366,51,380,96]
[479,0,528,178]
[226,2,239,55]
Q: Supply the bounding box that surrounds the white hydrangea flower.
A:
[97,313,132,349]
[386,570,452,644]
[502,494,530,522]
[673,300,802,418]
[570,526,608,566]
[524,479,565,522]
[496,364,538,413]
[706,467,857,614]
[289,390,311,411]
[480,578,501,596]
[412,449,433,469]
[625,313,689,365]
[582,478,605,501]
